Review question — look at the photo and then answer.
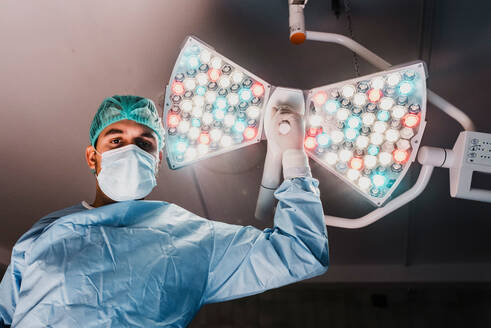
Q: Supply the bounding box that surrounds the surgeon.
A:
[0,95,329,327]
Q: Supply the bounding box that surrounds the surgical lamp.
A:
[163,36,271,170]
[162,9,491,228]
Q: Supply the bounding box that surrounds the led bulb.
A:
[188,56,200,69]
[367,145,380,156]
[402,114,420,128]
[218,76,231,89]
[358,176,372,190]
[205,91,217,104]
[200,50,211,64]
[378,152,392,166]
[220,135,233,148]
[392,105,406,119]
[379,97,395,110]
[251,83,265,97]
[371,76,385,89]
[393,149,409,164]
[244,127,256,140]
[325,100,340,114]
[356,135,369,149]
[224,113,235,127]
[195,73,208,86]
[347,169,360,181]
[349,157,364,170]
[234,121,246,132]
[214,109,225,120]
[239,88,252,101]
[188,126,201,140]
[313,91,328,106]
[339,149,353,162]
[400,127,414,139]
[210,56,222,69]
[183,78,196,90]
[372,174,386,187]
[398,81,413,95]
[347,116,362,129]
[172,81,185,95]
[387,73,401,86]
[341,85,356,98]
[215,97,227,110]
[210,128,223,141]
[345,128,358,141]
[331,130,345,144]
[325,152,339,165]
[377,110,390,122]
[336,108,350,121]
[208,69,220,82]
[246,106,261,119]
[304,136,317,150]
[368,89,383,103]
[382,141,395,153]
[370,132,384,145]
[385,129,400,142]
[373,121,388,134]
[309,115,322,127]
[181,100,193,112]
[364,155,377,169]
[231,71,244,84]
[353,93,367,107]
[193,95,205,107]
[177,120,190,134]
[192,106,203,118]
[227,93,239,106]
[202,112,214,125]
[317,133,330,147]
[199,133,210,145]
[396,139,410,150]
[362,112,376,126]
[196,86,207,96]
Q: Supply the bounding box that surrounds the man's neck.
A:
[91,187,117,208]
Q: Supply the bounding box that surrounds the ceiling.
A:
[1,0,490,282]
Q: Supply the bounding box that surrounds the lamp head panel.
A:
[163,36,271,169]
[305,62,428,206]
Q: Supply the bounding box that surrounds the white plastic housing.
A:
[255,87,306,221]
[449,131,491,202]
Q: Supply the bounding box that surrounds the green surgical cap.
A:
[89,95,165,150]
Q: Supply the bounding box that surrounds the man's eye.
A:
[110,138,120,144]
[139,141,150,148]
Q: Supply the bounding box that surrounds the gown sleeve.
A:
[202,177,329,304]
[0,263,18,327]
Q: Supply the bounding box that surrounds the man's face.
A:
[86,119,163,175]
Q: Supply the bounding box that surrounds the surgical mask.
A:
[96,144,157,201]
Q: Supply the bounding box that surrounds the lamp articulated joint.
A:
[417,146,455,168]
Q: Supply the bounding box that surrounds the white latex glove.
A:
[266,106,304,154]
[266,106,311,180]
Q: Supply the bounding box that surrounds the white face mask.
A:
[96,144,157,201]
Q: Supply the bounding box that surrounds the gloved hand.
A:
[266,106,305,155]
[265,106,311,180]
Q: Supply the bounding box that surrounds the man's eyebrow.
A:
[102,129,124,137]
[140,132,157,140]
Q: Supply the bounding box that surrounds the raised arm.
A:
[202,106,329,304]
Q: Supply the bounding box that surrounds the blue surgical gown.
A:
[0,177,329,327]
